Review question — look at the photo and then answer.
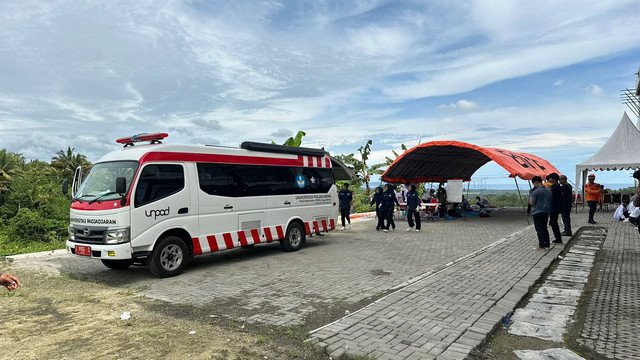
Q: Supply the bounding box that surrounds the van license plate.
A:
[75,245,91,256]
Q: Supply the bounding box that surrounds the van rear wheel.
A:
[280,223,305,252]
[149,236,188,278]
[101,259,134,270]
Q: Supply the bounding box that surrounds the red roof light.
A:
[116,133,168,146]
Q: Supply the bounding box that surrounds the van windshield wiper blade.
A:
[88,192,119,204]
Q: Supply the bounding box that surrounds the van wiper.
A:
[88,192,119,204]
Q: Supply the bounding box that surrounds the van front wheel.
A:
[149,236,188,278]
[281,223,305,252]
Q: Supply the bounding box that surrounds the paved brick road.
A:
[577,219,640,360]
[10,209,529,327]
[8,207,600,360]
[309,212,584,359]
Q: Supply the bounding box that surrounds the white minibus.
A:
[64,133,340,277]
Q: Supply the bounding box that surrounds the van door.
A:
[196,163,265,250]
[130,163,190,250]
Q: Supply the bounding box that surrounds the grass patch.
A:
[0,238,66,256]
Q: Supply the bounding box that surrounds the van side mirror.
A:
[116,177,127,195]
[62,179,69,195]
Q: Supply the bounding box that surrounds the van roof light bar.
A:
[116,133,169,147]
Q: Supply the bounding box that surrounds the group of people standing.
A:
[369,183,412,232]
[530,173,574,250]
[338,181,451,233]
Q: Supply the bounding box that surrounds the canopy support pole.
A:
[515,177,529,225]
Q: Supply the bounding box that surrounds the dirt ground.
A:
[0,265,332,360]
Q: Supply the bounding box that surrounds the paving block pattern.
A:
[514,348,585,360]
[309,222,567,359]
[508,229,605,342]
[8,208,534,326]
[577,221,640,360]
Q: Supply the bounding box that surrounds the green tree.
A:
[0,150,26,190]
[0,162,59,220]
[336,140,385,195]
[51,147,92,180]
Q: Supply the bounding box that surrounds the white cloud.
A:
[437,100,479,112]
[0,0,637,179]
[269,128,293,137]
[585,84,604,96]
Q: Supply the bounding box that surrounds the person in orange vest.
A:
[585,173,603,224]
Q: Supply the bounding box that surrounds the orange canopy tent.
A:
[382,141,560,183]
[382,141,560,224]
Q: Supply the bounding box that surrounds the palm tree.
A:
[51,147,92,180]
[336,140,385,195]
[0,150,25,191]
[0,149,25,176]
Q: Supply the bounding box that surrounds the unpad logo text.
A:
[145,207,170,219]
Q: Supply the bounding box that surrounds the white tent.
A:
[575,112,640,200]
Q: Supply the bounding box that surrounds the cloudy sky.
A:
[2,0,640,188]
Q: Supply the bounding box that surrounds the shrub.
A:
[6,208,59,243]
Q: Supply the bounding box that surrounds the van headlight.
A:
[68,226,75,241]
[104,227,130,244]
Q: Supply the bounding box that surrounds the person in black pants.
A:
[436,182,447,220]
[585,173,601,224]
[370,186,384,231]
[380,184,399,232]
[405,184,421,231]
[547,173,563,244]
[559,175,573,236]
[338,183,353,230]
[530,176,552,250]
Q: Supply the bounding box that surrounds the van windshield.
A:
[75,161,139,202]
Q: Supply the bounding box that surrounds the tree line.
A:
[0,148,91,255]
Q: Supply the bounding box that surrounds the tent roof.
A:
[576,112,640,171]
[381,140,560,183]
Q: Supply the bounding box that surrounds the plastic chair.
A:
[573,193,582,206]
[602,193,612,211]
[612,193,622,207]
[622,194,631,204]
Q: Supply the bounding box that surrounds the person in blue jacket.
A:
[338,183,353,230]
[370,186,384,231]
[405,184,421,231]
[380,184,400,232]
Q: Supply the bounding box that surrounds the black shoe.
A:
[376,226,380,231]
[561,232,572,236]
[588,220,597,224]
[552,240,563,244]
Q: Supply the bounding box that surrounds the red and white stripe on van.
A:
[192,219,336,255]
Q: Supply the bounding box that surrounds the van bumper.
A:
[66,240,132,260]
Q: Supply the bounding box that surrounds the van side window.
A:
[197,163,237,196]
[134,164,185,207]
[197,163,334,197]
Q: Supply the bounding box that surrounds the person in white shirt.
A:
[629,206,640,225]
[614,201,629,222]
